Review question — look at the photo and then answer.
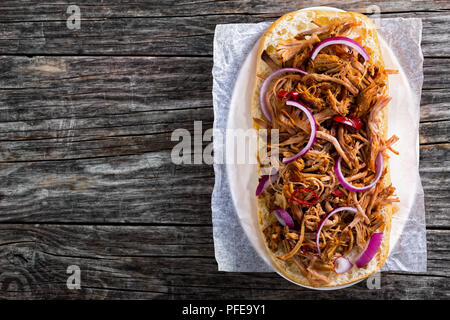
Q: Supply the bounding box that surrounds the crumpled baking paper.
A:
[211,18,426,273]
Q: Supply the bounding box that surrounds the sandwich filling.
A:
[255,17,399,287]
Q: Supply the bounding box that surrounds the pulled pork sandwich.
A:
[252,10,399,288]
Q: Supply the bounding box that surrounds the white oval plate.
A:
[226,7,417,290]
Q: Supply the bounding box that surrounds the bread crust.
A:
[252,9,393,288]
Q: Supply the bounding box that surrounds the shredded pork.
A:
[257,18,398,287]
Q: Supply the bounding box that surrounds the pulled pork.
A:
[257,19,398,287]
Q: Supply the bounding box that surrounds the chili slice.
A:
[290,188,319,206]
[333,115,363,130]
[277,90,289,99]
[289,91,300,101]
[278,90,300,101]
[332,189,344,197]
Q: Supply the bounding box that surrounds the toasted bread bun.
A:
[251,9,392,288]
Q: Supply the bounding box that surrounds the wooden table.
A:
[0,1,448,299]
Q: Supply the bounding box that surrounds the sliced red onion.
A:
[335,152,383,192]
[311,36,370,62]
[255,173,278,196]
[273,207,295,228]
[316,207,358,255]
[259,68,308,122]
[355,232,384,268]
[334,256,353,274]
[282,100,317,164]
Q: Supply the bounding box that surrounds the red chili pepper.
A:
[332,189,344,197]
[277,90,289,99]
[333,115,363,130]
[277,90,300,101]
[289,91,300,101]
[278,90,300,101]
[290,188,319,206]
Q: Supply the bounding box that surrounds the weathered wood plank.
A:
[0,56,446,115]
[0,116,447,162]
[2,257,448,299]
[423,58,450,90]
[3,251,448,299]
[420,144,450,228]
[0,143,447,226]
[0,225,447,299]
[0,55,447,225]
[0,56,446,109]
[419,120,450,144]
[0,55,212,160]
[0,142,444,226]
[420,89,450,122]
[4,86,441,127]
[0,56,447,153]
[0,151,214,224]
[0,12,449,56]
[0,0,449,21]
[0,56,212,114]
[0,0,447,301]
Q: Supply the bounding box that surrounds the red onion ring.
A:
[355,232,384,268]
[316,206,358,255]
[335,152,383,192]
[255,173,278,196]
[259,68,308,122]
[282,100,317,164]
[273,207,295,228]
[310,36,370,62]
[334,256,353,274]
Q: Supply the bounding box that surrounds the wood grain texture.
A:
[0,152,214,224]
[0,225,448,299]
[0,0,449,21]
[0,55,447,227]
[0,11,449,56]
[0,0,448,299]
[0,145,446,227]
[0,56,447,158]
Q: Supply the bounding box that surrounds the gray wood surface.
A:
[0,1,448,299]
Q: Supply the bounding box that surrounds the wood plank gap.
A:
[0,221,213,227]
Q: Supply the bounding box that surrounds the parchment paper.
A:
[211,17,426,274]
